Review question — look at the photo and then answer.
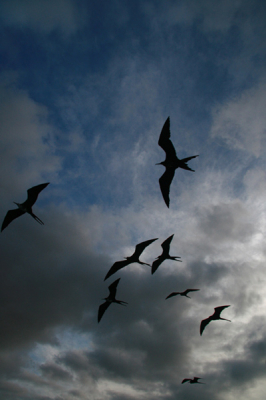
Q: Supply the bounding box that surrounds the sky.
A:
[0,0,266,399]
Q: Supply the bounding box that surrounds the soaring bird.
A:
[182,377,204,384]
[1,183,50,232]
[98,278,127,322]
[165,289,199,299]
[104,238,158,280]
[157,117,198,207]
[200,305,231,335]
[151,234,181,274]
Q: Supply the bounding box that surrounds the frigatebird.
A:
[200,305,231,335]
[104,238,158,280]
[98,278,127,322]
[1,183,50,232]
[151,234,181,274]
[182,377,204,384]
[157,117,198,207]
[165,289,199,299]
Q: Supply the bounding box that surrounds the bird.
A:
[156,117,198,207]
[200,305,231,335]
[151,234,181,274]
[104,238,158,280]
[165,289,199,299]
[98,278,127,322]
[182,377,204,384]
[1,183,50,232]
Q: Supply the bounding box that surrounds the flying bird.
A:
[182,377,204,384]
[1,183,50,232]
[151,234,181,274]
[157,117,198,207]
[98,278,127,322]
[104,238,158,280]
[200,305,231,335]
[165,289,199,299]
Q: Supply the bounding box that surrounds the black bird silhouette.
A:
[104,238,158,280]
[98,278,127,322]
[1,183,50,232]
[151,234,181,274]
[200,305,231,335]
[157,117,198,207]
[182,377,204,384]
[165,289,199,299]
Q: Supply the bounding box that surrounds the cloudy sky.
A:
[1,1,266,399]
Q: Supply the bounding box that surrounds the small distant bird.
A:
[182,377,204,384]
[200,305,231,335]
[165,289,199,299]
[151,234,181,274]
[104,238,158,280]
[1,183,49,232]
[98,278,127,322]
[157,117,198,207]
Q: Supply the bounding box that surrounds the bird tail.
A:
[31,212,44,225]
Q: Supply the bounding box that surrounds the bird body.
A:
[104,238,158,280]
[200,305,231,335]
[157,117,198,207]
[165,289,199,299]
[98,278,127,322]
[1,183,49,231]
[182,377,204,384]
[151,234,181,274]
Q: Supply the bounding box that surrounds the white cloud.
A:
[211,80,266,156]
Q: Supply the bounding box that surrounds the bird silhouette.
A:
[151,234,181,274]
[156,117,198,207]
[182,377,204,384]
[98,278,127,322]
[165,289,199,299]
[200,305,231,335]
[1,183,50,232]
[104,238,158,280]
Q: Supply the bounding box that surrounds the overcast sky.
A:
[1,1,266,399]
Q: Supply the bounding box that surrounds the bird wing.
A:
[200,316,212,335]
[108,278,121,297]
[1,209,25,232]
[159,168,175,208]
[181,379,190,384]
[184,289,200,295]
[133,238,158,258]
[165,292,179,299]
[25,183,50,207]
[158,117,177,160]
[104,259,130,280]
[161,234,174,253]
[98,301,111,322]
[213,305,230,318]
[151,255,163,274]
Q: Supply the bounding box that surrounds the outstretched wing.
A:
[108,278,121,297]
[104,259,130,281]
[98,301,111,322]
[184,289,200,295]
[159,168,175,208]
[158,117,177,160]
[133,238,158,258]
[165,292,179,299]
[151,255,163,274]
[161,234,174,251]
[1,209,25,232]
[200,316,212,335]
[25,183,50,207]
[213,305,230,318]
[181,378,190,384]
